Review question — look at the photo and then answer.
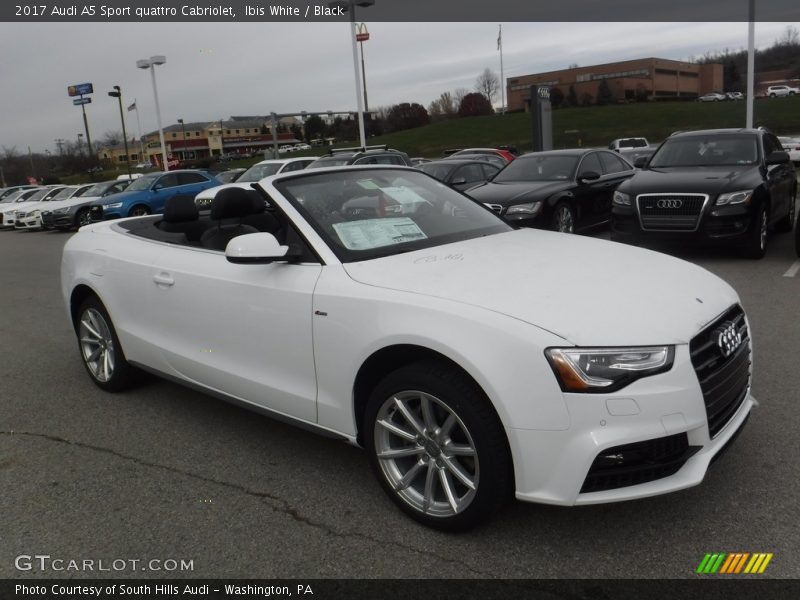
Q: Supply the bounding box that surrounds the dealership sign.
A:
[72,97,91,105]
[67,83,94,96]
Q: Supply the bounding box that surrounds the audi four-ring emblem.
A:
[716,322,743,358]
[656,199,683,209]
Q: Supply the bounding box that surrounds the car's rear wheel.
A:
[75,296,136,392]
[743,203,768,259]
[775,187,796,232]
[129,205,151,217]
[364,361,511,531]
[551,202,575,233]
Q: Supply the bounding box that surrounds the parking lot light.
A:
[137,55,169,171]
[108,85,132,180]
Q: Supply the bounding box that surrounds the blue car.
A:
[92,170,221,220]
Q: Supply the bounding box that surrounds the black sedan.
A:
[418,159,500,191]
[466,149,635,233]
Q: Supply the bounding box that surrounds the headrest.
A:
[210,187,257,220]
[248,190,266,214]
[163,195,199,223]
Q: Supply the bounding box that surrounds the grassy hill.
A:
[362,96,800,157]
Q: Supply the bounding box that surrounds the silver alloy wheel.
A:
[374,391,479,517]
[78,308,115,382]
[556,205,574,233]
[759,209,768,251]
[130,206,150,217]
[78,210,92,226]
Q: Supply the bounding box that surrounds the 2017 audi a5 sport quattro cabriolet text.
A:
[62,166,755,531]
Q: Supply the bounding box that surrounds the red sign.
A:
[356,32,369,41]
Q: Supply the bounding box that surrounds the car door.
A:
[597,151,636,223]
[762,133,792,223]
[449,163,489,191]
[572,152,608,227]
[147,243,323,422]
[149,173,182,213]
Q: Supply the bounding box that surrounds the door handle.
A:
[153,272,175,287]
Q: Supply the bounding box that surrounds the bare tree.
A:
[475,68,500,106]
[428,99,442,118]
[438,91,456,116]
[1,146,19,160]
[453,87,470,107]
[776,25,800,46]
[100,130,123,147]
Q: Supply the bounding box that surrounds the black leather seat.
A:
[159,195,207,242]
[242,191,283,239]
[200,188,259,251]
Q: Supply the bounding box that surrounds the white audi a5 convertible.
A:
[61,166,754,530]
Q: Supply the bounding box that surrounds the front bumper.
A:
[41,211,73,228]
[611,202,754,245]
[14,213,44,230]
[90,205,122,222]
[507,342,754,506]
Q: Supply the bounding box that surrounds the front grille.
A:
[637,193,707,231]
[581,433,700,493]
[690,305,751,438]
[15,211,25,220]
[483,203,503,214]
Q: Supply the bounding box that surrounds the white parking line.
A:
[784,260,800,278]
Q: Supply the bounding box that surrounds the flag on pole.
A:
[497,24,502,50]
[127,101,136,112]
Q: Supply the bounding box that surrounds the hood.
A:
[96,190,146,206]
[41,195,101,212]
[467,181,572,206]
[342,229,738,346]
[1,200,40,213]
[621,166,759,195]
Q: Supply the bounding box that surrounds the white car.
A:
[61,166,754,531]
[778,136,800,164]
[195,157,317,210]
[279,144,296,153]
[698,92,727,102]
[15,184,94,230]
[766,85,799,97]
[1,186,65,228]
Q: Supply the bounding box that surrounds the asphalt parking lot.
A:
[1,224,798,580]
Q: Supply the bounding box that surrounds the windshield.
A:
[492,154,579,182]
[82,182,112,197]
[306,156,352,169]
[238,163,282,182]
[275,169,510,262]
[618,138,647,148]
[126,174,158,191]
[27,188,53,202]
[419,163,456,180]
[649,135,759,167]
[52,187,77,200]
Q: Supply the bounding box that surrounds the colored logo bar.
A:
[696,552,773,574]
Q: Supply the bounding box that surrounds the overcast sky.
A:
[0,21,797,153]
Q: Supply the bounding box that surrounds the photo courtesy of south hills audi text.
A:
[14,584,315,597]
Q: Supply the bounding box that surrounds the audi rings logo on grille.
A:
[715,322,743,358]
[656,199,684,209]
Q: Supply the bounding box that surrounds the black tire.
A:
[364,361,512,532]
[743,203,768,259]
[550,201,576,233]
[75,208,92,228]
[774,187,796,233]
[75,296,137,392]
[129,205,151,217]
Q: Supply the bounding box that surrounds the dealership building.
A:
[507,58,724,110]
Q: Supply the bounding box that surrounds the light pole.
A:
[108,85,132,179]
[329,0,374,148]
[177,118,187,162]
[136,55,169,171]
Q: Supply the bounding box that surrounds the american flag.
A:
[127,101,136,112]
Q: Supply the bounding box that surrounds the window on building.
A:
[171,133,177,138]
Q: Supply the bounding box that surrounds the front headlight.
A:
[54,206,71,214]
[545,346,674,393]
[105,202,124,209]
[715,190,752,206]
[506,201,542,215]
[613,191,631,206]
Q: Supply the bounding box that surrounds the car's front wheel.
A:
[75,208,92,228]
[75,296,137,391]
[129,205,151,217]
[743,203,768,259]
[551,201,575,233]
[364,361,511,531]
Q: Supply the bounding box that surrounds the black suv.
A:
[611,128,796,258]
[307,145,412,169]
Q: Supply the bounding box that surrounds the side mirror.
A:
[152,184,163,191]
[765,151,790,166]
[226,232,293,264]
[633,156,649,168]
[578,171,601,183]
